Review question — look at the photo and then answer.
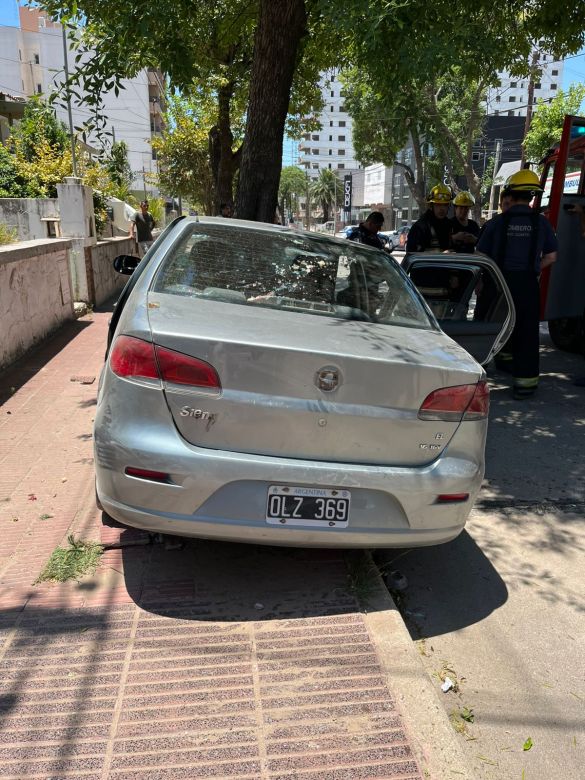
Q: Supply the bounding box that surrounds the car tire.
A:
[548,317,585,354]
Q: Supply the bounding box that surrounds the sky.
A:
[0,0,19,27]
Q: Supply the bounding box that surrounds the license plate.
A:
[266,486,351,528]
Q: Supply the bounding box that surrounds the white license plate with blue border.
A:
[266,486,351,528]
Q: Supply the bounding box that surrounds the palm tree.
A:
[310,169,342,224]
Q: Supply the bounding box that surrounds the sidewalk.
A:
[0,307,469,780]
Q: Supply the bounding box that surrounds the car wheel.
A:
[548,317,585,354]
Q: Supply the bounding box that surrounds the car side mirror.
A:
[403,253,516,365]
[113,254,140,275]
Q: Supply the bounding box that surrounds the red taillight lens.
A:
[125,467,170,483]
[418,381,489,422]
[436,493,470,503]
[463,380,490,420]
[110,335,159,380]
[155,345,220,391]
[110,335,221,391]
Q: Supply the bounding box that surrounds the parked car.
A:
[380,225,410,251]
[96,217,514,548]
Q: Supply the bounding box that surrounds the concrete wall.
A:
[0,239,74,371]
[90,236,135,306]
[0,198,59,241]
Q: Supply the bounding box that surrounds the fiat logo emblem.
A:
[316,367,340,392]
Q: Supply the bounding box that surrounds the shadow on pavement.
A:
[119,534,361,622]
[482,332,585,504]
[0,319,93,404]
[375,530,508,640]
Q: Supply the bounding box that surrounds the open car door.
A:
[402,253,515,365]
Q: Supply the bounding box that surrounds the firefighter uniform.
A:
[450,191,480,253]
[406,184,453,252]
[477,172,558,398]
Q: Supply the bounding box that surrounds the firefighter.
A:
[406,184,453,252]
[476,169,558,399]
[450,191,480,253]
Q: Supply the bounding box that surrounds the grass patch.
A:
[345,551,381,607]
[35,535,104,584]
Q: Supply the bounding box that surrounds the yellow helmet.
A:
[505,169,543,192]
[453,191,475,207]
[428,183,453,204]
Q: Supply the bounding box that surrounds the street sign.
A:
[343,175,352,213]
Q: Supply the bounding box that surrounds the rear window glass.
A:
[152,223,433,329]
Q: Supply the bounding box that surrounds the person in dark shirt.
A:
[130,200,155,257]
[450,191,480,253]
[477,170,558,399]
[474,187,514,322]
[406,184,453,252]
[346,211,386,250]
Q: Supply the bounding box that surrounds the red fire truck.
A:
[537,114,585,353]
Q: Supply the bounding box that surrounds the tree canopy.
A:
[35,0,585,219]
[523,84,585,165]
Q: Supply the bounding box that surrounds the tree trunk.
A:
[209,82,238,214]
[235,0,307,222]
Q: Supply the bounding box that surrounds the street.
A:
[378,330,585,779]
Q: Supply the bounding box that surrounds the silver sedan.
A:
[95,218,514,548]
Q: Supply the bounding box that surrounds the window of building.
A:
[535,82,541,90]
[495,95,501,102]
[330,105,334,111]
[338,149,345,156]
[330,91,335,98]
[329,150,332,156]
[338,163,345,169]
[152,150,157,160]
[551,83,557,90]
[328,163,332,169]
[509,96,516,102]
[339,105,347,112]
[311,148,319,155]
[303,133,310,140]
[36,84,42,94]
[552,69,558,76]
[338,135,345,141]
[472,152,481,161]
[311,134,319,141]
[339,120,346,127]
[494,110,499,115]
[510,81,517,88]
[312,163,319,169]
[18,49,21,60]
[329,121,333,127]
[329,135,332,141]
[507,111,514,116]
[34,53,40,64]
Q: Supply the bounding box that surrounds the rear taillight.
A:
[110,335,221,391]
[155,345,220,390]
[110,335,159,380]
[418,380,489,422]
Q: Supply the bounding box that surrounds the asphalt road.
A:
[377,331,585,780]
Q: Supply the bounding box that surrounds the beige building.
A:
[0,4,164,196]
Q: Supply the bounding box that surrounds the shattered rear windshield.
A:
[152,223,432,329]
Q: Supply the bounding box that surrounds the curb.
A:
[358,552,473,780]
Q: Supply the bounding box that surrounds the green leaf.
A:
[523,737,533,751]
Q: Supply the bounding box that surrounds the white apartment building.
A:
[298,70,361,178]
[0,4,163,196]
[486,53,564,117]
